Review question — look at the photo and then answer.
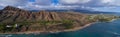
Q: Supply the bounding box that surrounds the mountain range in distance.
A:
[30,9,120,14]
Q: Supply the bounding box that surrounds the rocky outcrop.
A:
[3,6,27,12]
[34,11,61,21]
[0,6,61,23]
[0,6,95,34]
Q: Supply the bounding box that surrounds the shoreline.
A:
[0,22,95,34]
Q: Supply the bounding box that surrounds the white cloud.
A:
[100,0,120,6]
[60,0,91,4]
[0,3,7,7]
[101,0,113,3]
[0,0,28,6]
[23,4,80,10]
[0,0,120,10]
[110,0,120,6]
[34,0,51,5]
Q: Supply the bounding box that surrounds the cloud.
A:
[0,0,120,10]
[97,0,120,6]
[91,6,120,12]
[101,0,113,3]
[56,0,120,7]
[107,0,120,6]
[59,0,91,4]
[20,4,81,10]
[0,3,7,7]
[0,0,28,6]
[34,0,52,5]
[0,0,30,10]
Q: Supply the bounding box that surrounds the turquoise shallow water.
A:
[1,13,120,37]
[1,19,120,37]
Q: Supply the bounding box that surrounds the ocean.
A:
[0,12,120,37]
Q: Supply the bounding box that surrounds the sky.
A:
[0,0,120,12]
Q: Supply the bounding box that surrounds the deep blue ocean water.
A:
[0,12,120,37]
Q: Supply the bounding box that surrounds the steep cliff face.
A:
[0,6,94,33]
[32,11,61,21]
[0,6,61,23]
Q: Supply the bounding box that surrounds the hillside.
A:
[0,6,118,34]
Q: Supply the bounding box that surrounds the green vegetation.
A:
[0,24,5,31]
[0,20,75,32]
[62,20,74,29]
[39,20,61,25]
[87,14,119,22]
[0,13,119,33]
[38,20,74,29]
[0,21,31,32]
